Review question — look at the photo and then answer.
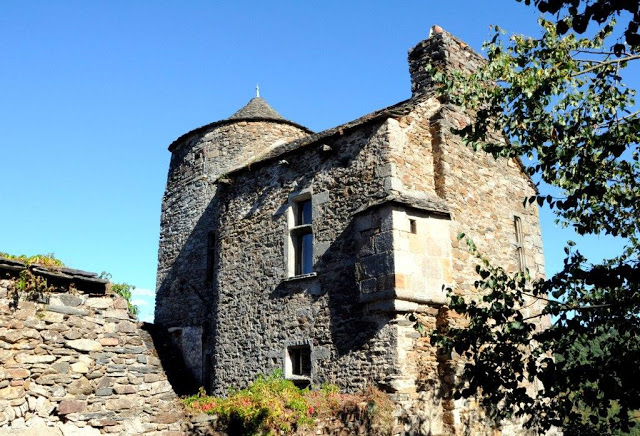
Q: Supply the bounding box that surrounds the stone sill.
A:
[282,272,317,283]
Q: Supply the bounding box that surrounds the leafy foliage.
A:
[428,2,640,434]
[1,252,63,309]
[99,272,139,317]
[182,371,394,435]
[0,252,64,267]
[109,281,139,317]
[519,0,640,48]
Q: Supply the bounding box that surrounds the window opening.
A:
[296,199,312,226]
[514,216,526,272]
[409,219,417,234]
[286,344,311,388]
[290,197,313,276]
[206,231,216,282]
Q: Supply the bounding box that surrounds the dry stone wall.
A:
[0,261,185,435]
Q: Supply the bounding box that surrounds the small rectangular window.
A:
[514,216,526,272]
[409,219,417,234]
[286,344,311,388]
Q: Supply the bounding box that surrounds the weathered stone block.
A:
[70,362,89,374]
[0,330,23,344]
[66,340,102,353]
[0,386,24,400]
[151,411,183,424]
[67,377,92,396]
[117,321,136,333]
[103,310,130,320]
[85,298,113,309]
[98,337,118,346]
[5,368,29,379]
[15,354,56,364]
[57,400,87,415]
[45,306,88,317]
[50,295,83,308]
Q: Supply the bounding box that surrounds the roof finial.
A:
[256,84,260,98]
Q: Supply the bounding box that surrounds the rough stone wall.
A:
[408,25,486,98]
[156,121,309,328]
[0,270,185,435]
[212,120,405,395]
[401,28,546,435]
[155,120,309,387]
[383,101,441,198]
[428,103,545,434]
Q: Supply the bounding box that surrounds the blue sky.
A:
[0,1,633,323]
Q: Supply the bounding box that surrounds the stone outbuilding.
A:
[155,26,546,435]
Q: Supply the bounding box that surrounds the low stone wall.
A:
[0,260,186,435]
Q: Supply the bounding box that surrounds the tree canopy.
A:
[431,1,639,434]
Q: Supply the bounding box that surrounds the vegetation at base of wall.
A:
[182,371,394,435]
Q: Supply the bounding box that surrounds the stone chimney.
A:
[408,25,486,97]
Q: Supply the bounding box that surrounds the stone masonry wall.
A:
[402,29,546,435]
[156,120,309,388]
[156,121,309,328]
[0,263,185,435]
[212,120,404,396]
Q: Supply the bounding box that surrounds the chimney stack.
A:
[408,25,486,97]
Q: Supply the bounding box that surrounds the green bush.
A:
[109,282,139,317]
[182,371,395,435]
[184,371,312,435]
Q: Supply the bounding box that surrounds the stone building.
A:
[155,26,546,434]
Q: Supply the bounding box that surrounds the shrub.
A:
[182,371,395,435]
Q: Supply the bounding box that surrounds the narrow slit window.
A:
[514,216,526,272]
[409,219,417,234]
[206,231,216,282]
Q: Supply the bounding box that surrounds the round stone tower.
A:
[154,96,311,385]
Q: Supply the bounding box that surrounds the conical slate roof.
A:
[228,97,284,120]
[168,95,313,152]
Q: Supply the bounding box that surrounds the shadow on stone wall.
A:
[143,323,202,397]
[154,196,219,395]
[270,219,385,357]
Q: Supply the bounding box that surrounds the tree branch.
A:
[572,54,640,76]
